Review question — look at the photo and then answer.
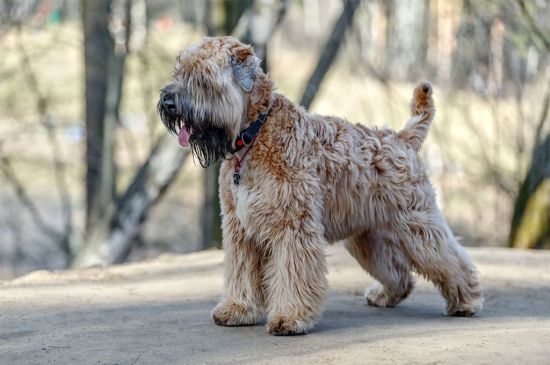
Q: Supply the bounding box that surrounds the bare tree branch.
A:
[518,0,550,52]
[348,20,404,126]
[300,0,362,109]
[73,134,190,267]
[15,26,74,259]
[449,99,518,198]
[137,48,160,152]
[233,0,288,71]
[0,154,63,242]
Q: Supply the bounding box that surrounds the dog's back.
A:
[272,84,436,243]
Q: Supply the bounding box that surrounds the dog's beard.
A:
[188,126,230,168]
[157,96,231,168]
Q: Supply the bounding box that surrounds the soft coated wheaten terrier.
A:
[158,36,483,336]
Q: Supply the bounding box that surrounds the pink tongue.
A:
[178,128,190,147]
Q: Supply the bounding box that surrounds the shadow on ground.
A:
[1,246,550,364]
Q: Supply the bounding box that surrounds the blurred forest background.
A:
[0,0,549,279]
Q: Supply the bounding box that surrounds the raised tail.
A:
[398,81,435,151]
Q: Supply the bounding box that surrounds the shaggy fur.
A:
[158,36,483,336]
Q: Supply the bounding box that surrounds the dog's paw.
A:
[365,284,396,308]
[366,279,415,308]
[266,315,310,336]
[446,295,484,317]
[211,299,260,326]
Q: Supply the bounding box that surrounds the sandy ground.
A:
[1,245,550,365]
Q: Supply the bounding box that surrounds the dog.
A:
[158,36,483,336]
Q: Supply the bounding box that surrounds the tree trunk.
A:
[201,162,222,249]
[83,0,115,233]
[235,0,288,73]
[451,0,493,93]
[382,0,429,81]
[222,0,253,34]
[509,135,550,249]
[77,0,132,265]
[73,135,190,267]
[383,0,396,78]
[83,0,130,234]
[299,0,361,110]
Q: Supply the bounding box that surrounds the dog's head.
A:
[158,36,273,167]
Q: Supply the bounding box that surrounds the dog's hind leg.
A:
[211,212,265,326]
[396,209,483,316]
[345,230,415,308]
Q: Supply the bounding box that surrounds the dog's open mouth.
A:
[178,124,192,148]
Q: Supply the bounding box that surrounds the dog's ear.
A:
[231,45,260,92]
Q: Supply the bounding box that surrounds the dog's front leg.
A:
[211,212,264,326]
[263,223,328,336]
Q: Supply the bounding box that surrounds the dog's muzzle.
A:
[157,90,183,135]
[161,94,176,112]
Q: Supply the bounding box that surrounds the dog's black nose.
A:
[162,95,176,110]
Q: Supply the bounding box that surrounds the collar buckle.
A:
[233,111,269,153]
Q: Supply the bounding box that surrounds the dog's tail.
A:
[398,81,435,152]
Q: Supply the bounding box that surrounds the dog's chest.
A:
[233,184,254,227]
[222,159,258,231]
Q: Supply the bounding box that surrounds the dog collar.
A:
[232,112,268,153]
[231,111,269,185]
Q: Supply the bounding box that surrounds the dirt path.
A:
[1,245,550,364]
